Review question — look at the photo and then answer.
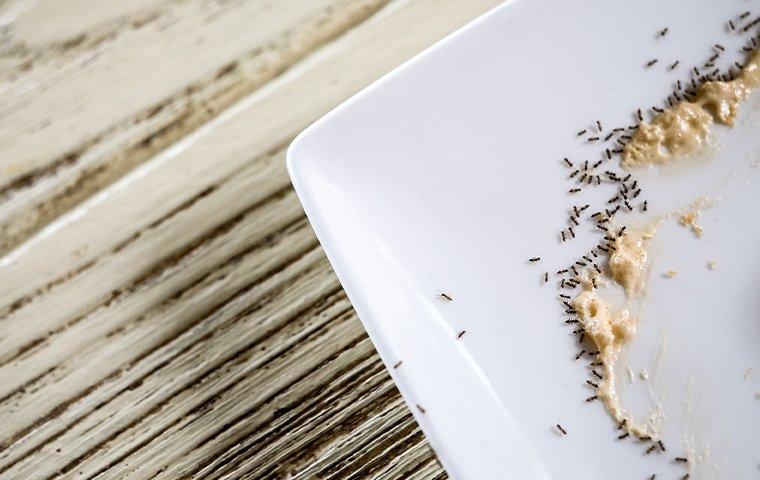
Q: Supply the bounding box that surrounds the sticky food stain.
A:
[622,51,760,167]
[572,227,655,436]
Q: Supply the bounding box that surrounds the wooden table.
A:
[0,1,499,478]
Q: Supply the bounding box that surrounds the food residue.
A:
[622,50,760,167]
[541,14,759,471]
[679,210,704,238]
[626,366,636,384]
[676,198,715,238]
[609,228,653,295]
[572,227,655,436]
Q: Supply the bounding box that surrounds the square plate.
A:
[287,0,760,478]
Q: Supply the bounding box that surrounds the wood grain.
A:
[0,0,500,478]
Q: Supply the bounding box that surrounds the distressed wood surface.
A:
[0,0,499,478]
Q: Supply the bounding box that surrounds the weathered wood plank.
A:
[0,0,501,477]
[0,0,500,330]
[0,0,390,255]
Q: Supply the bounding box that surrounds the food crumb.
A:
[626,366,635,384]
[640,369,649,380]
[679,211,703,238]
[744,367,753,380]
[708,260,718,270]
[665,270,678,278]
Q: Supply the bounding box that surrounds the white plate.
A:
[287,1,760,478]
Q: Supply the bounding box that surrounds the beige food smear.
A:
[622,50,760,167]
[665,270,677,278]
[608,230,650,296]
[572,227,655,436]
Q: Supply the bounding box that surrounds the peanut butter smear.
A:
[609,231,650,296]
[622,50,760,167]
[572,227,655,436]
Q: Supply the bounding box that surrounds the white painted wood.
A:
[0,0,500,477]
